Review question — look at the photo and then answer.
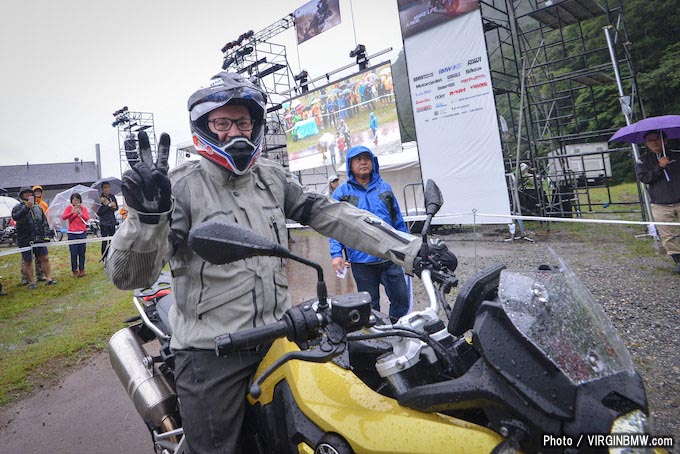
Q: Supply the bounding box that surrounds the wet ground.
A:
[1,227,677,452]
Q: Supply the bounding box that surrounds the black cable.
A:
[347,328,454,371]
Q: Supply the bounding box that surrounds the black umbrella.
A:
[91,177,123,195]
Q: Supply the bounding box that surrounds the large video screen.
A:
[294,0,342,44]
[284,61,402,173]
[398,0,480,38]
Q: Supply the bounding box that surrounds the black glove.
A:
[414,238,458,276]
[122,132,172,224]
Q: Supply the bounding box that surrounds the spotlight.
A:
[349,44,368,70]
[222,56,236,70]
[294,70,309,93]
[111,106,131,127]
[235,46,254,58]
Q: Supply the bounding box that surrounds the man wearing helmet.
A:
[106,72,456,453]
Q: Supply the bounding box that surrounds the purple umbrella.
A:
[609,115,680,143]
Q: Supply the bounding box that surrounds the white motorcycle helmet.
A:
[188,72,267,175]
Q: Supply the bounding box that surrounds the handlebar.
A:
[215,319,290,356]
[214,301,325,357]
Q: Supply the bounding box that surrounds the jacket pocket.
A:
[196,273,256,320]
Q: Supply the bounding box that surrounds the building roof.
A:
[0,161,100,191]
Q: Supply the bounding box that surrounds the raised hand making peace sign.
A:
[121,131,172,224]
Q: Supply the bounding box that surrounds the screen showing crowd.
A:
[284,62,403,172]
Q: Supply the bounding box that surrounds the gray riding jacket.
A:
[106,157,421,350]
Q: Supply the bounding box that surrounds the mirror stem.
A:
[288,254,328,309]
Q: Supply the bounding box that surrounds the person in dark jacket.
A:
[329,145,412,319]
[97,182,118,260]
[11,187,57,288]
[635,130,680,273]
[19,184,48,284]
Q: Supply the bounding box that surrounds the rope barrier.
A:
[2,211,677,258]
[401,212,680,227]
[0,236,113,258]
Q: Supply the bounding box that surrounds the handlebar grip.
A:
[215,319,290,357]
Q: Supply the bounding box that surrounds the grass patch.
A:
[0,241,133,408]
[576,182,644,220]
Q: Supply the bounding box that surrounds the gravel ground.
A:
[421,223,679,443]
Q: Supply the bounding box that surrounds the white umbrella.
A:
[46,185,102,230]
[0,196,19,218]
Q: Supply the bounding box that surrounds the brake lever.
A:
[249,337,346,398]
[430,269,458,291]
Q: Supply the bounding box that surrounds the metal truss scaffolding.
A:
[480,0,644,219]
[220,15,297,168]
[114,111,157,176]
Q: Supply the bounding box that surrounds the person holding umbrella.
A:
[635,130,680,273]
[61,193,90,277]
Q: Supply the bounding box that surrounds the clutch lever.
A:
[249,336,346,398]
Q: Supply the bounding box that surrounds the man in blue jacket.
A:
[329,145,411,319]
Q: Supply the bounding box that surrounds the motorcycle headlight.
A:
[609,410,650,454]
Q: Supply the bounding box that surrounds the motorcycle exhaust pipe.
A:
[108,327,178,430]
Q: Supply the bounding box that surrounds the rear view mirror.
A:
[189,221,290,265]
[424,180,443,216]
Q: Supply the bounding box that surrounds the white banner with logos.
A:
[403,8,510,224]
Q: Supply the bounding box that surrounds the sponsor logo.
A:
[435,94,446,100]
[467,57,482,65]
[466,67,482,74]
[415,90,432,97]
[413,72,434,82]
[461,74,486,83]
[450,88,467,95]
[435,103,447,108]
[437,82,457,90]
[415,98,431,104]
[415,78,443,88]
[438,63,462,74]
[470,82,488,89]
[447,72,461,80]
[416,105,432,112]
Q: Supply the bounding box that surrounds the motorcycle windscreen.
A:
[496,251,635,386]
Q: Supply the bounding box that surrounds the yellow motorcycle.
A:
[110,181,664,454]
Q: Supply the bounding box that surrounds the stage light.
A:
[349,44,368,70]
[111,106,131,128]
[294,70,309,93]
[222,56,236,70]
[236,46,254,58]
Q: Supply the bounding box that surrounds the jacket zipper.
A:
[197,262,206,319]
[271,216,283,267]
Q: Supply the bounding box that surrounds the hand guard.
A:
[121,132,172,224]
[413,238,458,276]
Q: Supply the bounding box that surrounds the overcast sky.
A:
[0,0,404,178]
